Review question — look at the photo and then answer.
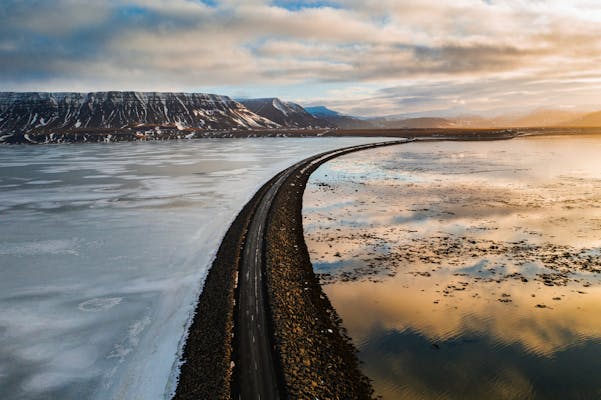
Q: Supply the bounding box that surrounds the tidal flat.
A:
[304,135,601,399]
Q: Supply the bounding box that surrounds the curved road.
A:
[234,139,411,399]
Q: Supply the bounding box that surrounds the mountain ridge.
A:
[240,98,332,128]
[0,91,280,135]
[2,92,600,142]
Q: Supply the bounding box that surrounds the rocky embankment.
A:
[263,153,376,398]
[173,178,276,400]
[174,144,402,399]
[0,128,328,144]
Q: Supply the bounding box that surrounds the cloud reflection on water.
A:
[304,136,601,399]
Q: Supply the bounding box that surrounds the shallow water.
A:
[304,136,601,399]
[0,137,383,400]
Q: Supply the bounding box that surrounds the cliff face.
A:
[0,92,280,135]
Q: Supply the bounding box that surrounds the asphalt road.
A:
[234,139,410,400]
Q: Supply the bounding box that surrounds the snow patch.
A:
[272,98,289,116]
[78,297,123,312]
[108,316,152,362]
[0,239,79,256]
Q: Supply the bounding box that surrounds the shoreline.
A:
[172,170,285,399]
[2,126,601,144]
[174,140,410,399]
[174,135,522,398]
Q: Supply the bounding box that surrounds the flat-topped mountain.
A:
[239,98,332,128]
[0,92,279,137]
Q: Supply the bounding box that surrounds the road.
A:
[234,139,410,399]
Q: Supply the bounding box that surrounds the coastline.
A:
[173,135,517,398]
[174,140,410,398]
[3,126,601,145]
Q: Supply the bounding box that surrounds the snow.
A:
[272,98,289,116]
[0,137,388,400]
[1,92,273,135]
[78,297,123,312]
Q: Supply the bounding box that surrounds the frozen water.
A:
[0,137,384,400]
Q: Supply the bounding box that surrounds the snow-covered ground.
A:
[0,138,385,400]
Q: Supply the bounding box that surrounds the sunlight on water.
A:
[304,135,601,399]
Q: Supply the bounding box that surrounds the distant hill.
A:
[0,92,279,136]
[503,109,583,127]
[240,98,332,128]
[367,109,591,129]
[374,117,456,129]
[305,105,375,129]
[566,110,601,127]
[306,108,456,129]
[305,106,341,118]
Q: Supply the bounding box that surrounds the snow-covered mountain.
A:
[239,98,332,128]
[0,92,280,136]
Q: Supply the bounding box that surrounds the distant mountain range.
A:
[1,91,600,144]
[304,108,464,129]
[303,106,600,129]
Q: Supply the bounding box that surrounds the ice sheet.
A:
[0,137,384,400]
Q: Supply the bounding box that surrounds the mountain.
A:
[305,105,376,129]
[566,110,601,127]
[239,98,332,128]
[305,106,341,118]
[306,105,454,129]
[0,92,280,136]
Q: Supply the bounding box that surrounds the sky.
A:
[2,0,601,117]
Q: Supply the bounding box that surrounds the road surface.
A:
[234,139,410,399]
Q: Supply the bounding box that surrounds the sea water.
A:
[304,135,601,399]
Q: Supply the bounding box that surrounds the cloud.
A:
[1,0,601,115]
